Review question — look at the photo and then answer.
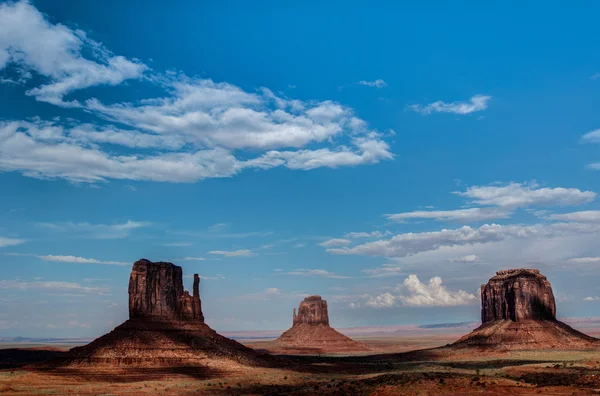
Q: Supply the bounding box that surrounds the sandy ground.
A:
[3,335,600,395]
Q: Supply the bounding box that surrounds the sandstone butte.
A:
[40,259,271,374]
[273,295,369,354]
[453,268,599,350]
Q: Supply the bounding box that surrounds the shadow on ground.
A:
[0,348,69,369]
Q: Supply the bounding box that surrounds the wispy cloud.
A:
[177,257,206,261]
[318,238,351,247]
[0,237,25,248]
[358,79,387,88]
[386,208,511,223]
[5,253,129,266]
[162,242,195,247]
[36,220,150,239]
[448,254,480,263]
[208,249,254,257]
[409,94,491,115]
[0,280,110,295]
[284,269,351,279]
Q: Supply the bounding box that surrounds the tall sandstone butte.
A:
[480,269,556,323]
[275,295,368,354]
[51,258,269,372]
[128,259,204,321]
[292,295,329,326]
[454,268,598,350]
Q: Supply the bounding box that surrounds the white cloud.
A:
[0,0,147,106]
[208,249,254,257]
[365,293,396,308]
[0,279,109,294]
[584,296,600,301]
[385,182,594,225]
[410,95,491,115]
[351,275,477,308]
[344,231,391,238]
[5,252,129,265]
[319,238,351,247]
[448,254,480,263]
[358,79,387,88]
[163,242,195,247]
[386,208,511,223]
[548,211,600,223]
[456,182,595,208]
[581,129,600,144]
[0,1,394,183]
[399,275,477,306]
[36,219,149,239]
[568,257,600,264]
[38,255,128,265]
[284,269,350,279]
[0,237,25,247]
[178,257,206,261]
[326,222,600,259]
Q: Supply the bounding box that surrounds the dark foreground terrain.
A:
[3,336,600,395]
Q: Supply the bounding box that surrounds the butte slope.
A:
[270,295,369,354]
[42,259,271,376]
[452,268,599,351]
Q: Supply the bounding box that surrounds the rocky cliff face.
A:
[480,268,556,323]
[128,259,204,321]
[292,295,329,326]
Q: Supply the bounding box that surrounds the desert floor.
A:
[3,336,600,395]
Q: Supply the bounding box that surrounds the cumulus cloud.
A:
[0,2,394,183]
[410,94,491,115]
[352,275,477,308]
[584,296,600,301]
[208,249,254,257]
[0,237,25,247]
[399,275,477,306]
[358,79,387,88]
[319,238,351,247]
[0,0,147,106]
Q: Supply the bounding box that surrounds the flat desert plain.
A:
[3,324,600,395]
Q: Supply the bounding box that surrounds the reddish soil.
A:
[265,323,370,354]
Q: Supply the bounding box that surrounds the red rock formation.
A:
[45,259,269,374]
[273,295,369,354]
[481,269,556,323]
[292,295,329,326]
[454,268,598,350]
[128,259,204,321]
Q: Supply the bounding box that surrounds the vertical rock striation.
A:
[55,258,268,371]
[453,268,598,350]
[275,295,368,353]
[292,295,329,326]
[480,268,556,323]
[128,258,204,321]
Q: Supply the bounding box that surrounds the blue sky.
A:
[1,0,600,337]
